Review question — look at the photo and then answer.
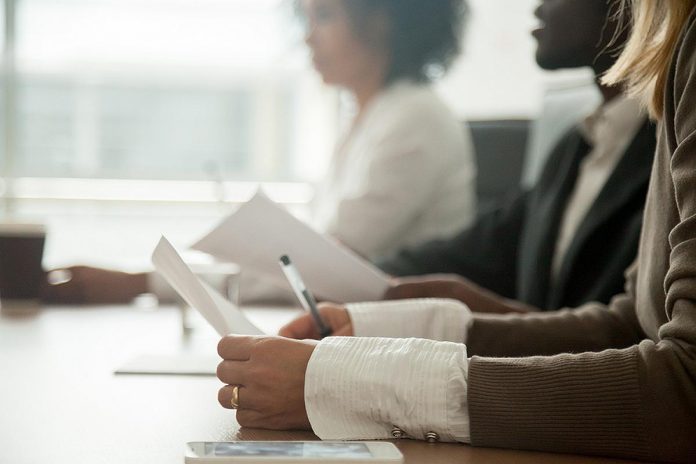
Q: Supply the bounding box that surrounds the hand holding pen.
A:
[279,255,334,339]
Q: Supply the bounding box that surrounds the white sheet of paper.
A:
[191,191,390,303]
[151,236,264,336]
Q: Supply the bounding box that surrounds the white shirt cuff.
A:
[346,298,472,343]
[305,336,470,443]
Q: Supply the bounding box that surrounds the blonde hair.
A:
[604,0,696,118]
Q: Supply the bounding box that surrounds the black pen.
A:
[279,255,332,339]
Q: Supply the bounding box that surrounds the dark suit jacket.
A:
[377,119,657,311]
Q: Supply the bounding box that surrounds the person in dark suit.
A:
[379,0,657,313]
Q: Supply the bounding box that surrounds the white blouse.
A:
[312,80,477,260]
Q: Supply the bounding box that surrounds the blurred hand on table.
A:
[385,274,536,314]
[42,266,148,305]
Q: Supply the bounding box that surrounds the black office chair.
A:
[467,119,530,212]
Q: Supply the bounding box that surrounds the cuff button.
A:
[391,427,405,439]
[425,432,440,443]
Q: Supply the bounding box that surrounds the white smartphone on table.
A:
[185,441,404,463]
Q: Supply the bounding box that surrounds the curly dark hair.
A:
[343,0,468,83]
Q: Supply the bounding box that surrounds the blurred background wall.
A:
[0,0,595,269]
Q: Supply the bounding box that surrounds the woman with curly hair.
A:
[303,0,476,259]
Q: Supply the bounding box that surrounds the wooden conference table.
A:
[0,304,644,464]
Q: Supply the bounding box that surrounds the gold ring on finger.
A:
[230,385,240,409]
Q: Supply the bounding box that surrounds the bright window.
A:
[4,0,337,184]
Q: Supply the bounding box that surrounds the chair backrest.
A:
[467,79,602,211]
[468,119,530,211]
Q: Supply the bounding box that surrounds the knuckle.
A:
[249,340,264,358]
[253,337,277,356]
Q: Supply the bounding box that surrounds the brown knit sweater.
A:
[465,14,696,464]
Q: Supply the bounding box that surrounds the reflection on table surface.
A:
[0,304,641,464]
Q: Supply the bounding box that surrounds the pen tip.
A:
[280,255,291,265]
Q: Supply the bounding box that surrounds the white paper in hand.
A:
[192,190,390,303]
[151,236,263,336]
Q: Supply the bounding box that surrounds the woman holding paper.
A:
[215,1,696,461]
[42,0,474,304]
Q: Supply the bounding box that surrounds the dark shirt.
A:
[377,119,657,310]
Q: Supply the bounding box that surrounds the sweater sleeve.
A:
[467,260,696,463]
[465,19,696,463]
[467,291,696,463]
[466,264,644,358]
